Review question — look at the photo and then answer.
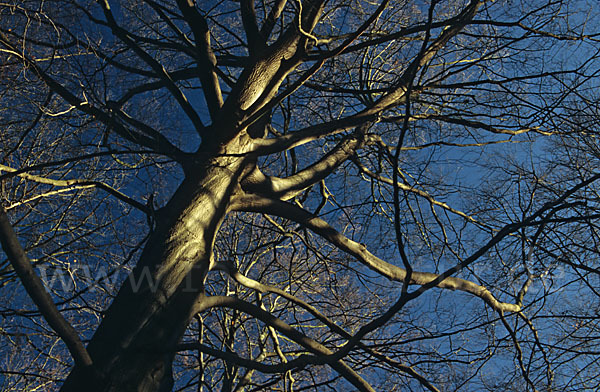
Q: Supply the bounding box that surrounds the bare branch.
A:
[0,206,93,369]
[175,0,224,121]
[211,259,442,392]
[194,294,375,392]
[366,0,483,114]
[98,0,207,133]
[240,0,264,54]
[242,131,370,200]
[351,156,485,226]
[230,193,521,313]
[0,35,184,159]
[260,0,288,41]
[0,164,152,215]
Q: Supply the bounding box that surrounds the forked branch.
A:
[194,294,375,392]
[230,193,521,313]
[242,130,372,200]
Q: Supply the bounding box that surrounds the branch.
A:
[0,206,93,368]
[194,295,375,392]
[351,156,485,226]
[498,312,538,391]
[260,0,288,41]
[239,0,392,133]
[249,113,380,155]
[255,0,479,140]
[218,0,325,134]
[0,150,160,182]
[98,0,207,133]
[0,35,184,159]
[240,0,264,54]
[405,114,550,136]
[175,0,224,121]
[242,131,370,200]
[366,0,483,114]
[210,260,441,392]
[0,164,151,215]
[108,104,188,152]
[177,341,292,374]
[116,66,201,105]
[230,194,521,313]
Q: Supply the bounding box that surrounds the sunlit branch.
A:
[248,1,482,157]
[230,193,521,313]
[249,113,379,155]
[351,156,486,227]
[239,0,391,132]
[414,115,550,136]
[194,295,375,392]
[0,164,151,215]
[215,1,327,144]
[0,150,164,182]
[210,259,442,392]
[260,0,288,40]
[243,131,370,200]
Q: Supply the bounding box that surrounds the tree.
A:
[2,0,600,390]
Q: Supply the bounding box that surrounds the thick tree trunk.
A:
[60,147,248,391]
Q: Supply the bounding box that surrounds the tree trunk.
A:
[61,146,248,391]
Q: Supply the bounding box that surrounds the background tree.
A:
[2,0,600,391]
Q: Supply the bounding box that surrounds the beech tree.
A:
[2,0,600,391]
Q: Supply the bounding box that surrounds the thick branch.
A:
[194,295,375,392]
[242,132,368,200]
[214,0,325,145]
[175,0,224,121]
[249,113,380,155]
[247,0,481,155]
[260,0,288,40]
[240,0,264,54]
[230,194,521,313]
[239,0,391,134]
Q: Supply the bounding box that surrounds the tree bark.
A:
[61,148,248,391]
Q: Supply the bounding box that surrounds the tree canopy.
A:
[2,0,600,391]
